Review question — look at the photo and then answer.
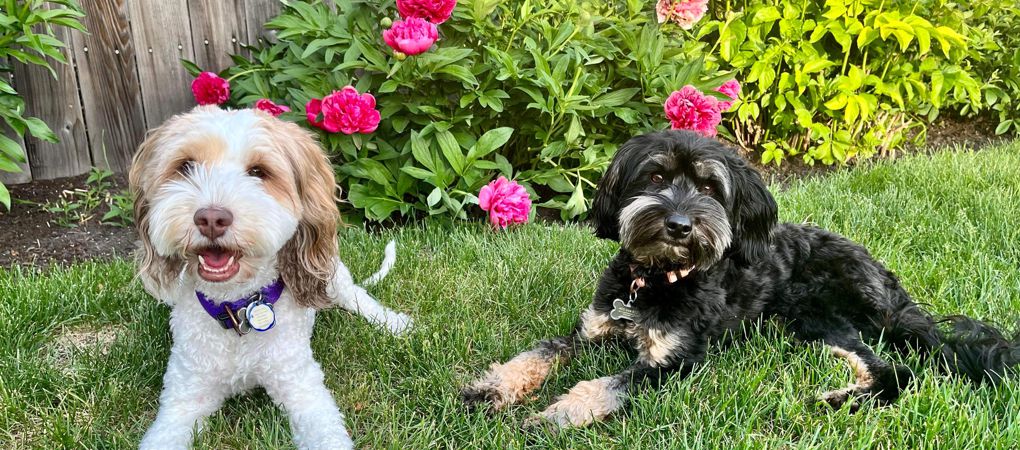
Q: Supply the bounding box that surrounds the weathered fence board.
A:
[242,0,283,48]
[128,0,197,130]
[188,0,248,73]
[71,0,146,172]
[4,0,285,183]
[13,23,90,179]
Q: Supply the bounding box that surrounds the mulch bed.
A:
[0,117,1011,269]
[0,174,137,269]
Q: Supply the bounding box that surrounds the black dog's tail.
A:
[889,305,1020,384]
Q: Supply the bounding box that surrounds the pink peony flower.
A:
[478,176,531,229]
[305,86,381,134]
[191,72,230,105]
[715,80,741,111]
[655,0,708,30]
[254,99,291,117]
[664,85,722,137]
[397,0,457,24]
[383,17,439,56]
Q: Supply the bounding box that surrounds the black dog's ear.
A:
[590,137,648,240]
[725,149,778,263]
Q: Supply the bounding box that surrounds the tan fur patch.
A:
[263,116,340,309]
[632,326,687,367]
[821,346,877,404]
[579,307,617,341]
[531,376,625,428]
[467,350,557,409]
[830,346,875,388]
[245,150,300,215]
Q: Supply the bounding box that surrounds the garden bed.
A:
[0,174,136,269]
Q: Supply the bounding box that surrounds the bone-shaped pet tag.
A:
[610,298,639,321]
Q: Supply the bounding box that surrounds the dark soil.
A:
[0,117,1011,269]
[0,174,137,269]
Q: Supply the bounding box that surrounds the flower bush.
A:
[191,0,731,221]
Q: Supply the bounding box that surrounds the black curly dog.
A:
[462,130,1020,428]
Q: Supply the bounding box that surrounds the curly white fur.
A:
[134,107,412,450]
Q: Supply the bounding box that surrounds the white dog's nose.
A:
[194,207,233,239]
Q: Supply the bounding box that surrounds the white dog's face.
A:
[130,106,339,304]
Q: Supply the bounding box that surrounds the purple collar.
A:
[196,278,285,331]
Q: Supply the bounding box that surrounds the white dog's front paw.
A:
[384,311,413,335]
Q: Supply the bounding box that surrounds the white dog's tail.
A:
[361,240,396,286]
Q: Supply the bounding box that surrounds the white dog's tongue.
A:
[199,249,232,268]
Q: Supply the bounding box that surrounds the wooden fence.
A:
[1,0,283,185]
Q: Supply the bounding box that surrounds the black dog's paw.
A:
[460,384,505,413]
[813,388,862,413]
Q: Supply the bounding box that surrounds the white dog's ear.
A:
[129,118,185,296]
[268,118,340,309]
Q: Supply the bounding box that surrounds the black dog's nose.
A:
[664,214,692,238]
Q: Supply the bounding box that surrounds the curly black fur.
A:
[463,130,1020,425]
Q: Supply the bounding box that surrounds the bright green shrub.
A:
[0,0,84,208]
[701,0,980,165]
[205,0,729,221]
[963,1,1020,135]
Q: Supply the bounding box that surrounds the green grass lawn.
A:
[4,142,1020,449]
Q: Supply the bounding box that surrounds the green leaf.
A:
[180,59,203,77]
[752,6,781,25]
[0,157,21,172]
[24,117,57,142]
[400,166,436,180]
[565,115,582,143]
[436,130,464,175]
[995,120,1014,135]
[410,131,437,172]
[426,187,442,207]
[0,181,8,210]
[592,88,640,108]
[437,65,478,86]
[469,127,513,159]
[0,134,25,161]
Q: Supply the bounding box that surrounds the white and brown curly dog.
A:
[130,106,412,449]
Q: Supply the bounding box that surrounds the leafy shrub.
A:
[0,0,84,209]
[700,0,984,165]
[202,0,730,221]
[962,1,1020,135]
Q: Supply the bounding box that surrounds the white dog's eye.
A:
[247,165,268,179]
[177,159,196,176]
[699,184,714,195]
[650,173,664,184]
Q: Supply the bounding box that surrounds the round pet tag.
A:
[246,301,276,332]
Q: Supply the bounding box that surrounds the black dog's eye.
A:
[247,165,268,179]
[699,184,714,195]
[176,159,196,176]
[650,173,664,184]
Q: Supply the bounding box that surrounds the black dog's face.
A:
[591,131,778,270]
